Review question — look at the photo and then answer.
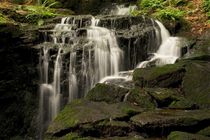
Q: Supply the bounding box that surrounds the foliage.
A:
[153,7,185,21]
[203,0,210,12]
[134,0,186,22]
[0,13,11,24]
[39,0,61,8]
[203,0,210,18]
[139,0,164,10]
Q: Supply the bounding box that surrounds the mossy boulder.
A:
[46,100,143,138]
[145,88,182,107]
[131,109,210,136]
[197,126,210,137]
[168,98,198,110]
[182,61,210,108]
[126,88,156,109]
[86,83,129,104]
[133,63,186,88]
[167,131,210,140]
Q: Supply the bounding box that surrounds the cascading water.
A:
[38,5,185,138]
[111,5,137,15]
[137,21,181,68]
[39,16,124,137]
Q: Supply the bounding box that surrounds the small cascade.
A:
[111,5,137,15]
[137,21,181,68]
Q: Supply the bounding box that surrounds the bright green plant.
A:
[153,7,185,21]
[203,0,210,12]
[0,13,10,24]
[139,0,165,10]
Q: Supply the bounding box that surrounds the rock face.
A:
[0,24,40,139]
[57,0,137,15]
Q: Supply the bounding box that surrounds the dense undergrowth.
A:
[0,0,72,25]
[132,0,186,22]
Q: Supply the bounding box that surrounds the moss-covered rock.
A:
[145,88,182,107]
[86,83,129,104]
[182,61,210,108]
[131,109,210,136]
[46,100,143,137]
[133,63,186,88]
[169,98,198,110]
[197,126,210,137]
[127,88,156,109]
[167,131,210,140]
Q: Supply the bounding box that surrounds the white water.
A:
[112,5,137,15]
[39,16,124,130]
[137,21,181,68]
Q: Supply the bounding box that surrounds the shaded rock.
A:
[168,98,198,110]
[131,109,210,136]
[145,88,181,108]
[86,83,129,104]
[197,126,210,137]
[46,100,144,137]
[167,131,210,140]
[133,63,186,88]
[127,88,156,109]
[182,61,210,108]
[58,0,137,15]
[91,120,131,137]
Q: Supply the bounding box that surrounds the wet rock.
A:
[133,63,186,88]
[167,131,210,140]
[131,109,210,136]
[86,83,129,103]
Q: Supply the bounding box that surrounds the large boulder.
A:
[86,83,129,103]
[131,109,210,136]
[133,63,186,88]
[46,100,143,138]
[182,61,210,108]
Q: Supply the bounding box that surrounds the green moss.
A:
[133,63,184,81]
[182,62,210,108]
[127,88,156,109]
[86,83,129,103]
[167,131,210,140]
[169,98,197,109]
[0,13,13,24]
[133,62,186,88]
[197,126,210,137]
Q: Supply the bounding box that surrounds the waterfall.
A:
[39,16,124,133]
[137,21,181,68]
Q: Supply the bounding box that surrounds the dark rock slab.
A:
[167,131,210,140]
[86,83,129,103]
[131,109,210,136]
[197,126,210,137]
[46,100,144,137]
[182,62,210,108]
[133,63,186,88]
